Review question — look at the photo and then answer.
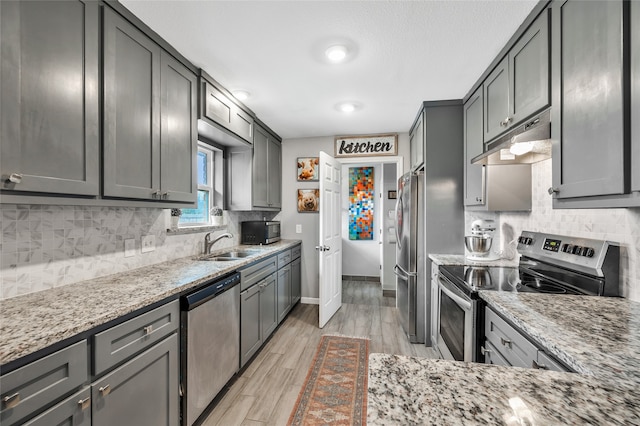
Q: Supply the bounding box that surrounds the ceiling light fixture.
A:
[325,45,348,62]
[339,102,356,113]
[232,90,250,101]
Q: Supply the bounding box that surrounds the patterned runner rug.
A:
[288,335,369,425]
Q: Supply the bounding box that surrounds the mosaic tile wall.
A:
[465,159,640,302]
[0,204,275,300]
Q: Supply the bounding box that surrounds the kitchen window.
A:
[179,142,222,226]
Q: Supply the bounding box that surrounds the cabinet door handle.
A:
[78,397,91,410]
[7,173,23,184]
[548,187,559,195]
[532,360,548,370]
[152,190,161,199]
[480,346,491,356]
[99,384,111,396]
[161,191,168,199]
[500,117,512,127]
[2,392,20,409]
[500,337,512,349]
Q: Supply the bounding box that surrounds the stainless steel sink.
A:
[197,250,260,262]
[199,257,239,262]
[214,251,254,258]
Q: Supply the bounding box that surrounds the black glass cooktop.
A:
[438,262,602,297]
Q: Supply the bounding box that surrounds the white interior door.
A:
[318,151,342,328]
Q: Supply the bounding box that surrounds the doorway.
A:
[338,157,403,297]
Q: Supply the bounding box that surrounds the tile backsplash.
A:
[466,159,640,302]
[0,204,277,300]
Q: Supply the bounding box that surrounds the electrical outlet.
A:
[296,224,302,234]
[124,239,136,257]
[141,235,156,253]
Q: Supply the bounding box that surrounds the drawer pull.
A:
[99,384,111,396]
[78,397,91,410]
[2,392,20,409]
[144,325,153,335]
[500,337,512,349]
[532,360,548,370]
[7,173,23,184]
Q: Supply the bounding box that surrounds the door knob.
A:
[315,245,330,252]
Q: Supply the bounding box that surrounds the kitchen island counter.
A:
[368,353,640,425]
[0,240,301,368]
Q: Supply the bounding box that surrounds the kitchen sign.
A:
[334,134,398,158]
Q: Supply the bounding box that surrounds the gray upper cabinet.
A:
[484,10,549,144]
[632,0,639,193]
[159,52,197,203]
[464,88,485,207]
[483,57,510,142]
[103,8,161,200]
[551,0,625,200]
[252,126,269,208]
[409,110,425,171]
[266,135,282,209]
[0,0,99,196]
[202,80,254,144]
[103,8,196,203]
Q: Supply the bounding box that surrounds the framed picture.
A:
[334,133,398,158]
[297,157,319,181]
[388,190,397,199]
[297,189,320,212]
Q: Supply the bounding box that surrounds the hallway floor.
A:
[202,280,438,425]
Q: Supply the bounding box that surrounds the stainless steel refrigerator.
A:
[395,171,425,343]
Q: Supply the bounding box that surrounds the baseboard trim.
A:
[382,290,396,297]
[301,297,319,305]
[341,275,380,283]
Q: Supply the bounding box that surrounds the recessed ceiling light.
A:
[232,90,250,101]
[336,102,360,113]
[325,45,348,63]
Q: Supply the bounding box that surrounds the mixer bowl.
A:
[465,235,493,257]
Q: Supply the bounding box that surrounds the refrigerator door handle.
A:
[394,264,417,279]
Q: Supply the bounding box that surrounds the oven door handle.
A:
[439,278,472,311]
[394,264,416,279]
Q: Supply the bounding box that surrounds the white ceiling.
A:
[120,0,538,140]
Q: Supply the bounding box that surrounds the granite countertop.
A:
[480,292,640,387]
[0,240,301,367]
[429,253,519,268]
[368,354,640,425]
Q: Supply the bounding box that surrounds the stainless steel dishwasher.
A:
[181,271,240,426]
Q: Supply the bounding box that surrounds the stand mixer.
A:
[465,220,498,261]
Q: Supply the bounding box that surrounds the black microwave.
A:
[241,221,281,245]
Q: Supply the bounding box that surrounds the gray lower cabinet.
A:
[551,0,626,200]
[22,388,91,426]
[291,256,301,305]
[484,307,569,373]
[277,264,292,323]
[103,7,196,203]
[260,272,278,341]
[92,333,179,426]
[0,341,88,426]
[240,283,262,368]
[483,10,549,143]
[409,109,425,171]
[0,0,99,196]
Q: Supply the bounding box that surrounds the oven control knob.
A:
[572,245,582,255]
[584,247,595,257]
[561,244,569,253]
[565,244,574,254]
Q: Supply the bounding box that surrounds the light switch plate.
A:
[296,224,302,234]
[124,239,135,257]
[141,235,156,253]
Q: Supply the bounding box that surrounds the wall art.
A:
[297,189,320,212]
[335,134,397,158]
[297,157,319,181]
[349,167,374,240]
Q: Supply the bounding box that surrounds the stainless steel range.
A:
[436,231,620,362]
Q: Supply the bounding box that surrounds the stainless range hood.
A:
[471,109,551,165]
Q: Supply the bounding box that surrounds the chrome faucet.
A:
[204,232,233,254]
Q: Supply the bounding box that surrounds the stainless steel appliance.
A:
[436,231,620,362]
[181,272,241,425]
[241,221,280,245]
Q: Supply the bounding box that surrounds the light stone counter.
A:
[368,354,640,425]
[0,240,301,367]
[429,253,519,268]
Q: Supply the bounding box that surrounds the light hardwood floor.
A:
[202,280,438,426]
